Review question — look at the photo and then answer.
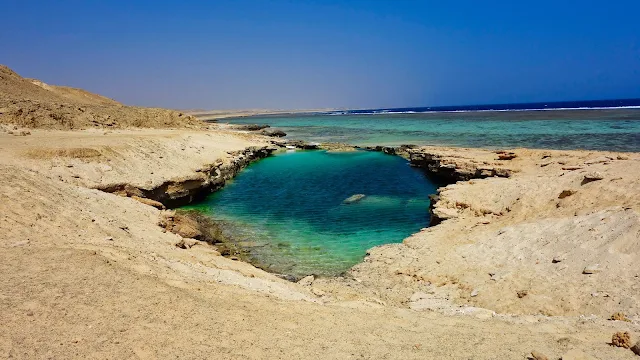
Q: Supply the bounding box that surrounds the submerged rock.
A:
[343,194,366,204]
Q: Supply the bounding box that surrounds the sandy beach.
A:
[2,65,640,359]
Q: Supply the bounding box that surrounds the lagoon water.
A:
[186,150,437,277]
[226,109,640,152]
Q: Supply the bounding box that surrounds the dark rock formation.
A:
[407,150,511,183]
[260,128,287,137]
[232,124,270,131]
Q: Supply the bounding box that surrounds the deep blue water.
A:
[327,98,640,115]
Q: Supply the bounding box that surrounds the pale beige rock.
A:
[131,195,165,209]
[297,275,315,286]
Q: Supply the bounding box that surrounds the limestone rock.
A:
[131,196,166,209]
[297,275,315,287]
[159,212,202,239]
[175,238,199,249]
[581,171,604,185]
[260,128,287,137]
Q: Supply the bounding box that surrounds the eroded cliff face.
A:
[97,146,275,207]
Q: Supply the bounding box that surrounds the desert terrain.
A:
[1,65,639,359]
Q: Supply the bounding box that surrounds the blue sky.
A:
[1,0,639,109]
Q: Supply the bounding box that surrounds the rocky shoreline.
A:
[96,145,276,208]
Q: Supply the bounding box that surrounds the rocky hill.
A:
[0,65,202,129]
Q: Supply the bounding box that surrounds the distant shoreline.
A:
[187,108,339,121]
[189,98,640,121]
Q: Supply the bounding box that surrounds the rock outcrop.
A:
[98,145,275,207]
[260,128,287,137]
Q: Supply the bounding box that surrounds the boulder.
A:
[581,171,604,185]
[260,128,287,137]
[159,211,202,239]
[235,124,270,131]
[175,238,199,249]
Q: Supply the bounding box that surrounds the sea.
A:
[224,98,640,152]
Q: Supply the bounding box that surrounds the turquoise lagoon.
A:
[186,150,438,277]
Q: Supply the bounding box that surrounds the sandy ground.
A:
[1,126,639,359]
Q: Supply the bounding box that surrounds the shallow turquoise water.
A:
[225,110,640,152]
[186,150,437,277]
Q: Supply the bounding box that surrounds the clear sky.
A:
[2,0,639,109]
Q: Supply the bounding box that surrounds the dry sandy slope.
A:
[338,147,640,319]
[0,65,201,129]
[0,128,638,359]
